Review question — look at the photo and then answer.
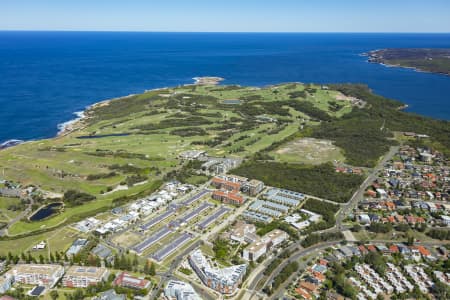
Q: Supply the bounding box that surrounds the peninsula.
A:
[1,79,449,300]
[366,48,450,75]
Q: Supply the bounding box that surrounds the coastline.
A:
[55,76,225,137]
[364,49,450,77]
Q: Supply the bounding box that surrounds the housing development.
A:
[0,81,449,300]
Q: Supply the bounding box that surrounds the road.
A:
[243,146,401,299]
[325,146,400,232]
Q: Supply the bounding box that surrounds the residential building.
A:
[242,180,265,196]
[229,221,258,244]
[188,249,246,294]
[243,241,267,261]
[66,238,89,256]
[62,266,108,288]
[113,272,150,290]
[7,264,64,288]
[211,177,241,192]
[242,211,273,224]
[242,229,288,261]
[212,190,245,206]
[265,188,304,206]
[0,273,13,294]
[95,289,126,300]
[164,280,201,300]
[91,244,113,261]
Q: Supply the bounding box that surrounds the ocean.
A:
[1,31,450,143]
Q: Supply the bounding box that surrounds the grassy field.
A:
[270,137,345,164]
[0,196,22,221]
[0,82,357,236]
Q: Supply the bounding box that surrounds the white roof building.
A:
[165,280,201,300]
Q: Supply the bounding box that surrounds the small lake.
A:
[29,202,63,221]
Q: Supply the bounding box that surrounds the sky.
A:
[1,0,450,33]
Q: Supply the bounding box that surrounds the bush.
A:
[63,190,96,206]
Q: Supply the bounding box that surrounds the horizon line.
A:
[1,29,450,34]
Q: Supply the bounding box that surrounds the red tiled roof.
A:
[416,246,431,257]
[389,245,399,253]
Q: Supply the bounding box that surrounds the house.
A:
[295,287,312,300]
[415,246,431,258]
[298,280,319,295]
[358,214,371,224]
[113,272,151,290]
[441,215,450,226]
[358,245,368,255]
[62,266,108,288]
[389,245,399,254]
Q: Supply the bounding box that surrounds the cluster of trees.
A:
[255,220,299,239]
[285,100,333,121]
[86,171,117,181]
[164,160,208,185]
[426,229,450,240]
[170,127,208,137]
[123,174,148,186]
[264,261,299,295]
[232,162,363,202]
[212,239,229,261]
[301,231,343,248]
[368,222,393,233]
[302,199,340,232]
[86,149,161,161]
[63,190,96,206]
[325,84,450,162]
[132,116,213,131]
[325,262,358,298]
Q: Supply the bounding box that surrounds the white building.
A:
[7,264,64,288]
[189,249,246,294]
[243,241,267,261]
[62,266,108,288]
[0,273,13,294]
[164,280,201,300]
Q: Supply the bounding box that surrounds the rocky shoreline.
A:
[56,77,225,137]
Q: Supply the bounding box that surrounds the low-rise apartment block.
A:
[164,280,201,300]
[113,272,150,290]
[7,264,64,288]
[189,249,246,294]
[62,266,108,288]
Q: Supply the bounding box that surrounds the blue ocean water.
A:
[1,31,450,143]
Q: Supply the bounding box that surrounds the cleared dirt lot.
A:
[272,137,345,164]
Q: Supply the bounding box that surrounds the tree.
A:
[50,290,59,300]
[149,262,156,276]
[351,224,362,232]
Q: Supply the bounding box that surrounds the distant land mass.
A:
[366,48,450,76]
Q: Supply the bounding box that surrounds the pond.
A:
[222,99,241,105]
[29,202,64,221]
